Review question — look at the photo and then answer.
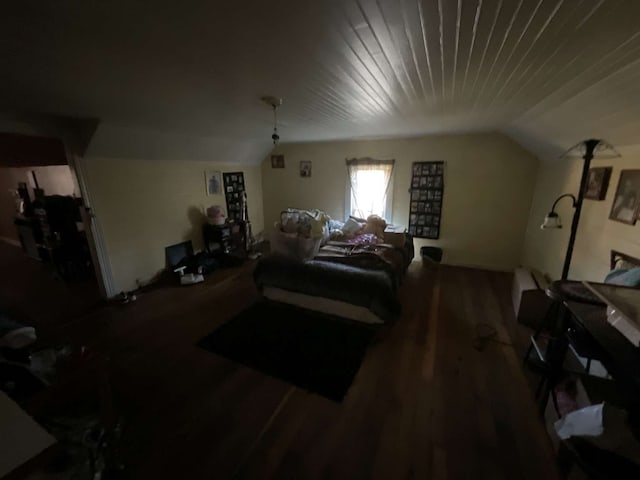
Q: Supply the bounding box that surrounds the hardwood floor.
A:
[0,241,102,337]
[36,260,559,479]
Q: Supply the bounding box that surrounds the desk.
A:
[563,300,640,438]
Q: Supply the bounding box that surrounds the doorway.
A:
[0,133,105,332]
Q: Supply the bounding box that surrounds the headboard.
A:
[610,250,640,270]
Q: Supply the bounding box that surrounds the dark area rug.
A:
[198,301,376,402]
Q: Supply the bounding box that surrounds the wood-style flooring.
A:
[0,241,102,336]
[11,253,560,479]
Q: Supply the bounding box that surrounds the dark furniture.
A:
[564,298,640,435]
[555,299,640,478]
[525,250,640,413]
[522,250,640,477]
[15,195,93,281]
[202,222,247,257]
[524,279,606,413]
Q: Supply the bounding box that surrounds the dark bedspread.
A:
[253,256,401,322]
[316,233,413,283]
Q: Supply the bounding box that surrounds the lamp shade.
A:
[541,211,562,229]
[561,139,620,159]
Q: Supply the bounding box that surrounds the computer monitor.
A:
[165,240,194,269]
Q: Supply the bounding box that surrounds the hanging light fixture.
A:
[261,96,283,145]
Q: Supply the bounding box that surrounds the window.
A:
[346,158,394,221]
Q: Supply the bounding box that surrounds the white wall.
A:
[522,145,640,281]
[81,156,264,293]
[262,132,539,271]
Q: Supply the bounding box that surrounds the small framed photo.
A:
[300,161,312,177]
[584,167,612,201]
[271,155,285,168]
[226,186,234,193]
[205,170,222,195]
[610,169,640,224]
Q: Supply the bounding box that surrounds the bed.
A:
[254,214,414,324]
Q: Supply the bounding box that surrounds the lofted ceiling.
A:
[2,0,640,161]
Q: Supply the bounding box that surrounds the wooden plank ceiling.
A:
[1,0,640,159]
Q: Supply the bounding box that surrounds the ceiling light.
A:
[261,96,283,145]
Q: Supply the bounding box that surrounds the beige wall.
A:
[522,145,640,281]
[0,165,76,243]
[81,157,264,293]
[262,132,539,271]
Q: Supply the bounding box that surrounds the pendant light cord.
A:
[271,104,280,144]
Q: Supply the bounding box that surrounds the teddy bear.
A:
[362,214,387,240]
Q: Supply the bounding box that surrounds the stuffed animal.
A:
[330,229,345,240]
[362,214,387,239]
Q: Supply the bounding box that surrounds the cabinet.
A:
[202,222,246,257]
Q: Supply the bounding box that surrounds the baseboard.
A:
[0,237,21,248]
[413,257,512,273]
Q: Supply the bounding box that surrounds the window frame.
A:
[344,166,394,222]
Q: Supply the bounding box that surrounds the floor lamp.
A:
[540,139,620,280]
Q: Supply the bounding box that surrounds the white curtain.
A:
[346,158,394,219]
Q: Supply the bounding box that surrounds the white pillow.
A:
[342,217,363,236]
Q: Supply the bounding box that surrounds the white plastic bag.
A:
[554,403,605,440]
[270,227,321,261]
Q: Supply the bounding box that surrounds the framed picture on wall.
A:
[609,169,640,225]
[205,170,222,195]
[408,161,444,239]
[300,161,312,177]
[271,155,285,168]
[584,167,612,200]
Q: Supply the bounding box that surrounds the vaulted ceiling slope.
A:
[2,0,640,161]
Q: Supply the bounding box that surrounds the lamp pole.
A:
[561,139,600,280]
